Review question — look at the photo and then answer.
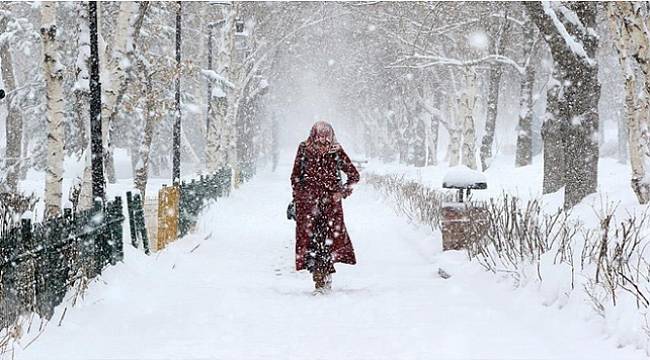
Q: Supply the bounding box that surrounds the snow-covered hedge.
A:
[368,172,650,354]
[365,173,453,231]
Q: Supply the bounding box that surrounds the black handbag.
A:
[287,200,296,220]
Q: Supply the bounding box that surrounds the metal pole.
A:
[89,1,105,201]
[172,1,182,184]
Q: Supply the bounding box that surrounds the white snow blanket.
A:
[13,164,646,359]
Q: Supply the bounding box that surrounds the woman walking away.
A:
[290,121,360,294]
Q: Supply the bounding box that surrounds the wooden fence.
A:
[130,167,233,252]
[0,197,124,328]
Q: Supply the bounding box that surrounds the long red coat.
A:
[291,141,360,271]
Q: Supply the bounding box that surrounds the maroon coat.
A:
[291,141,360,271]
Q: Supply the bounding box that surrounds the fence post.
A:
[126,191,138,248]
[134,194,151,255]
[179,181,187,237]
[111,196,124,264]
[20,218,34,314]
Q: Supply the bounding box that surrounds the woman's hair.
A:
[306,121,340,152]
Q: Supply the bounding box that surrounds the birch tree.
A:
[0,9,22,192]
[76,1,95,211]
[41,2,65,218]
[73,2,90,158]
[447,96,461,167]
[608,2,650,204]
[133,62,157,199]
[77,2,148,209]
[460,69,478,170]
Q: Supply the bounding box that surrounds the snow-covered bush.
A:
[369,172,650,353]
[366,173,453,231]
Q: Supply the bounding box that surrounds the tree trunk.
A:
[101,2,136,183]
[73,1,90,158]
[618,113,628,164]
[609,2,650,203]
[0,14,22,193]
[207,95,227,172]
[447,96,461,167]
[99,2,149,184]
[429,105,439,166]
[75,2,93,210]
[213,4,239,184]
[461,70,477,170]
[134,70,155,200]
[542,66,564,194]
[41,2,65,218]
[515,23,537,168]
[480,17,509,171]
[480,63,502,171]
[78,1,148,202]
[526,2,600,209]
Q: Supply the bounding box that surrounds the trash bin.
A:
[441,166,488,251]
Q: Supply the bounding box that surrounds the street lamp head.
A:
[208,1,232,6]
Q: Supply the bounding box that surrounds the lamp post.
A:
[172,1,182,184]
[89,1,104,201]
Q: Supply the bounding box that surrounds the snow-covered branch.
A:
[388,54,525,74]
[541,1,595,66]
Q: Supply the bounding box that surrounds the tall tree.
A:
[541,64,564,194]
[526,2,601,208]
[608,2,650,204]
[41,2,65,218]
[480,14,510,171]
[514,14,539,168]
[460,69,478,170]
[0,9,22,193]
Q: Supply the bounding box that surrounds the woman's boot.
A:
[323,274,332,292]
[312,271,325,294]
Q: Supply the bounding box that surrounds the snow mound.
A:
[442,165,487,189]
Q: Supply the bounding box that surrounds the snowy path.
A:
[17,166,646,359]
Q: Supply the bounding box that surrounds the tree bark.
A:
[428,97,440,166]
[542,65,564,194]
[480,63,502,171]
[41,2,65,218]
[526,2,600,208]
[609,2,650,203]
[100,2,149,184]
[461,70,478,170]
[0,14,22,193]
[134,68,156,200]
[515,22,537,167]
[73,2,90,158]
[480,17,509,171]
[447,96,461,167]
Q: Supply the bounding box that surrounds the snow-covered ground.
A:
[12,161,647,359]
